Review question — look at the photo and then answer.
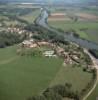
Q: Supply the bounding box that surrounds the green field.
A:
[49,21,98,31]
[0,46,63,100]
[50,65,93,92]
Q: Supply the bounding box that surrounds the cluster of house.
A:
[21,39,51,48]
[7,27,26,34]
[6,27,33,38]
[20,39,81,65]
[63,52,80,66]
[21,39,57,57]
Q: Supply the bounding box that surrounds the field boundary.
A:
[0,56,18,65]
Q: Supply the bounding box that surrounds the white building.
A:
[43,50,56,57]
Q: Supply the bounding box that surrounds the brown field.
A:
[50,13,66,16]
[76,13,98,20]
[48,13,71,21]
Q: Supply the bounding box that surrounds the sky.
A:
[0,0,97,4]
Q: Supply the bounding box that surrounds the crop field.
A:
[0,5,40,26]
[76,13,98,20]
[48,13,71,21]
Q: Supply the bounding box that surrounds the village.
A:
[16,37,92,68]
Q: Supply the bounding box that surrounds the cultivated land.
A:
[0,4,40,26]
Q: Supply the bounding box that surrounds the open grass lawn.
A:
[0,46,63,100]
[87,84,98,100]
[50,65,93,92]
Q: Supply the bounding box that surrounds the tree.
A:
[28,95,46,100]
[43,88,62,100]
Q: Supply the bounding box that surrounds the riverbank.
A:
[35,8,98,50]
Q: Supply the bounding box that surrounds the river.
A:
[35,8,98,50]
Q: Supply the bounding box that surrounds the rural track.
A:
[83,49,98,100]
[0,56,18,65]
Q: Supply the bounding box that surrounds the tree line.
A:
[27,83,80,100]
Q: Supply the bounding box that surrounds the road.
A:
[83,49,98,100]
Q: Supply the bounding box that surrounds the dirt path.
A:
[0,56,18,65]
[83,49,98,100]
